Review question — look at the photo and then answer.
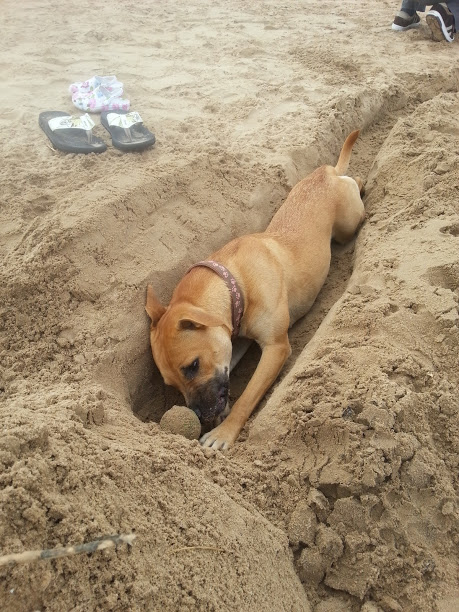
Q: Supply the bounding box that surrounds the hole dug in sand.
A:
[119,133,364,432]
[130,348,183,424]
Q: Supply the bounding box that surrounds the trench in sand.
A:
[124,71,458,428]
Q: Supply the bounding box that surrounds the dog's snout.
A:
[188,373,229,424]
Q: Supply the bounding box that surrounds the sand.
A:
[1,1,459,610]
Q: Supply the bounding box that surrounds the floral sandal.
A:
[69,75,130,113]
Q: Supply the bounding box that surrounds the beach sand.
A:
[1,1,459,610]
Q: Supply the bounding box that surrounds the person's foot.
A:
[426,3,456,42]
[392,11,421,31]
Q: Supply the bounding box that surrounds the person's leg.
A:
[446,0,459,23]
[400,1,427,14]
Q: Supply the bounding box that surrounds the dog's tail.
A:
[334,130,360,176]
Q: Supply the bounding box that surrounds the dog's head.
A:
[145,285,232,424]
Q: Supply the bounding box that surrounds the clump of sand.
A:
[160,406,202,440]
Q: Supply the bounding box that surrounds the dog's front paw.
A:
[200,422,237,451]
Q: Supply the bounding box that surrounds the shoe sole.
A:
[391,22,421,31]
[426,11,455,42]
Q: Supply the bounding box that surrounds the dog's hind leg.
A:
[354,176,365,196]
[332,177,365,245]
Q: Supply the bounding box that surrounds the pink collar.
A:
[188,260,244,339]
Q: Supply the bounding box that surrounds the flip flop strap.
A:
[48,113,95,132]
[106,112,143,143]
[106,111,142,131]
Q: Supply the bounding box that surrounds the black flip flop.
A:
[39,111,107,154]
[100,110,155,152]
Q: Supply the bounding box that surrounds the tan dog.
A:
[146,130,365,450]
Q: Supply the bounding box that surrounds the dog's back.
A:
[266,130,361,241]
[262,130,365,323]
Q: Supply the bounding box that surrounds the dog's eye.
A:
[182,358,200,380]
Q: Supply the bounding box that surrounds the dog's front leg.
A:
[201,338,291,450]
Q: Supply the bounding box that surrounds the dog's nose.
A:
[188,373,230,423]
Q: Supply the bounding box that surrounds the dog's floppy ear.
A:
[145,285,166,327]
[177,305,227,332]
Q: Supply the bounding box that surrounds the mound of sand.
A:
[1,1,458,611]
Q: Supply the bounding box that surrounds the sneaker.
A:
[392,11,421,31]
[426,3,456,42]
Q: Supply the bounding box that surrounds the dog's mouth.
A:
[188,375,229,424]
[217,387,227,411]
